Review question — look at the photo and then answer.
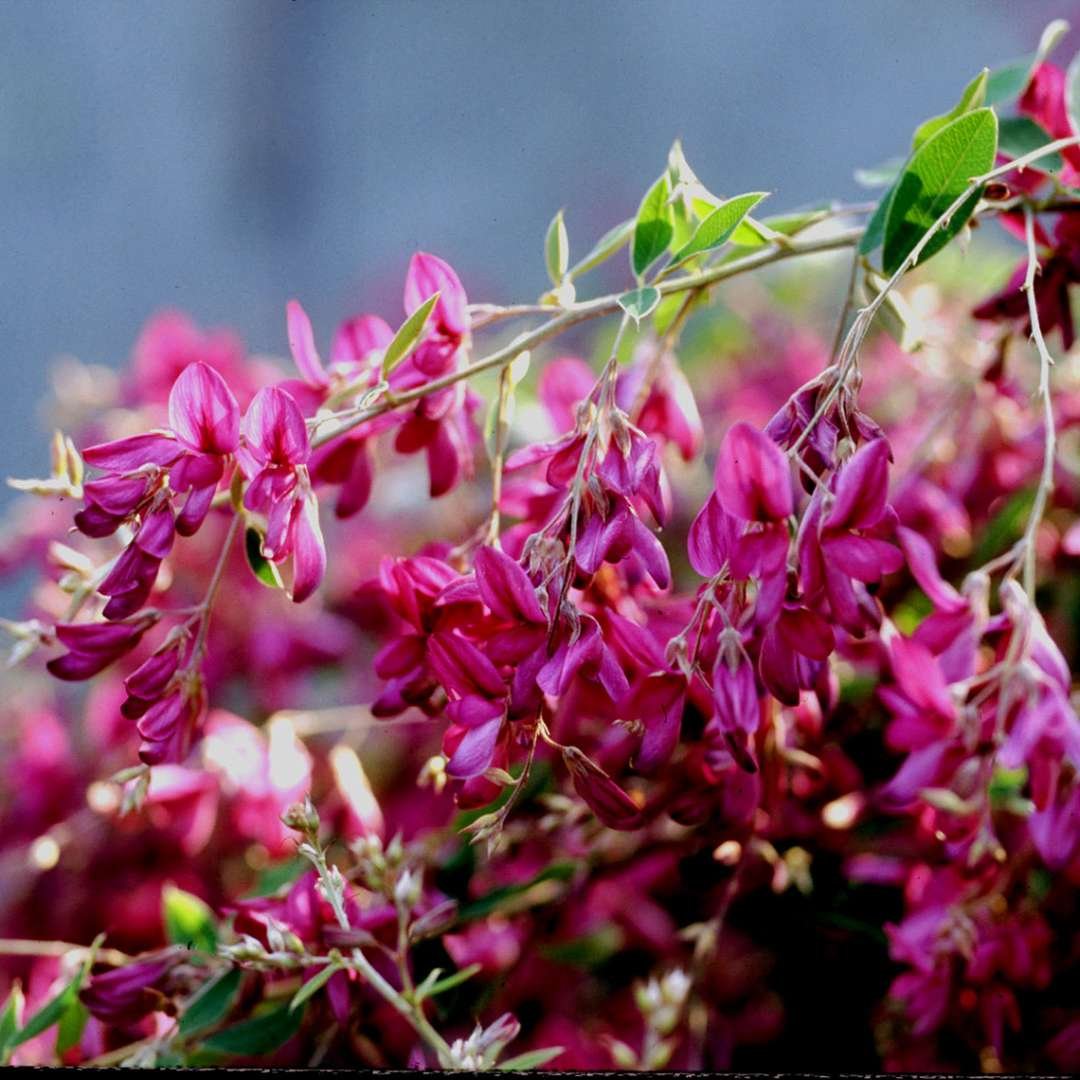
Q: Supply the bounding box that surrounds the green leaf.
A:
[854,157,905,189]
[998,116,1064,173]
[882,108,998,275]
[544,209,569,286]
[631,174,675,279]
[985,18,1070,106]
[567,219,633,280]
[419,962,482,999]
[457,861,577,921]
[540,925,624,968]
[162,885,218,955]
[289,962,344,1012]
[245,527,284,589]
[911,68,988,149]
[242,856,308,899]
[202,1001,305,1056]
[652,292,688,336]
[55,999,88,1055]
[179,968,243,1036]
[859,180,899,256]
[671,192,769,264]
[985,59,1034,106]
[617,286,661,326]
[382,292,440,378]
[0,983,24,1064]
[10,936,100,1052]
[1066,49,1080,147]
[496,1046,566,1071]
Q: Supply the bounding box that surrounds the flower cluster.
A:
[3,27,1080,1071]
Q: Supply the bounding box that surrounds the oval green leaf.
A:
[245,527,284,589]
[671,192,769,265]
[544,209,569,286]
[202,1001,304,1056]
[568,218,633,280]
[882,108,998,275]
[998,116,1064,173]
[631,174,674,279]
[163,885,218,955]
[382,292,440,378]
[179,968,243,1037]
[496,1046,566,1071]
[911,68,988,150]
[617,286,661,326]
[289,962,344,1012]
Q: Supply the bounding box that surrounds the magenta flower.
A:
[82,361,240,539]
[285,300,392,519]
[80,948,184,1026]
[45,613,158,681]
[239,386,326,603]
[616,347,703,462]
[798,438,903,634]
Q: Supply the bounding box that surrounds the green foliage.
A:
[383,292,440,378]
[245,526,284,589]
[0,983,24,1064]
[617,286,661,326]
[1067,49,1080,146]
[201,1001,306,1056]
[567,219,633,280]
[911,69,988,150]
[985,18,1070,106]
[631,173,675,279]
[7,938,100,1055]
[179,968,243,1037]
[496,1046,566,1070]
[670,192,769,265]
[544,209,569,287]
[416,962,483,1000]
[289,962,345,1012]
[881,108,997,275]
[998,116,1063,173]
[162,885,218,955]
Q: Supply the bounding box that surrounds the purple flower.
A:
[45,613,158,681]
[239,386,326,604]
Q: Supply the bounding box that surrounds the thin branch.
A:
[310,228,861,451]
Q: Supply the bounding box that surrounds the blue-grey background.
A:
[0,0,1072,492]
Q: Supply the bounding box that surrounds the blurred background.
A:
[0,0,1072,492]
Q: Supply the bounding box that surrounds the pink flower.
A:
[798,439,902,634]
[80,947,185,1025]
[46,613,158,681]
[239,386,326,603]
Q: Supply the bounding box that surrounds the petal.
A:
[334,441,374,519]
[331,314,394,366]
[538,357,595,434]
[445,716,503,779]
[688,493,735,577]
[168,362,240,455]
[242,386,310,467]
[427,632,505,699]
[176,483,217,537]
[826,438,891,531]
[715,421,793,522]
[82,432,183,472]
[474,546,546,624]
[289,492,326,603]
[897,525,966,613]
[287,300,329,388]
[404,253,469,337]
[628,673,686,774]
[823,534,904,582]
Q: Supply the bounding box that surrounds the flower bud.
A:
[281,796,320,837]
